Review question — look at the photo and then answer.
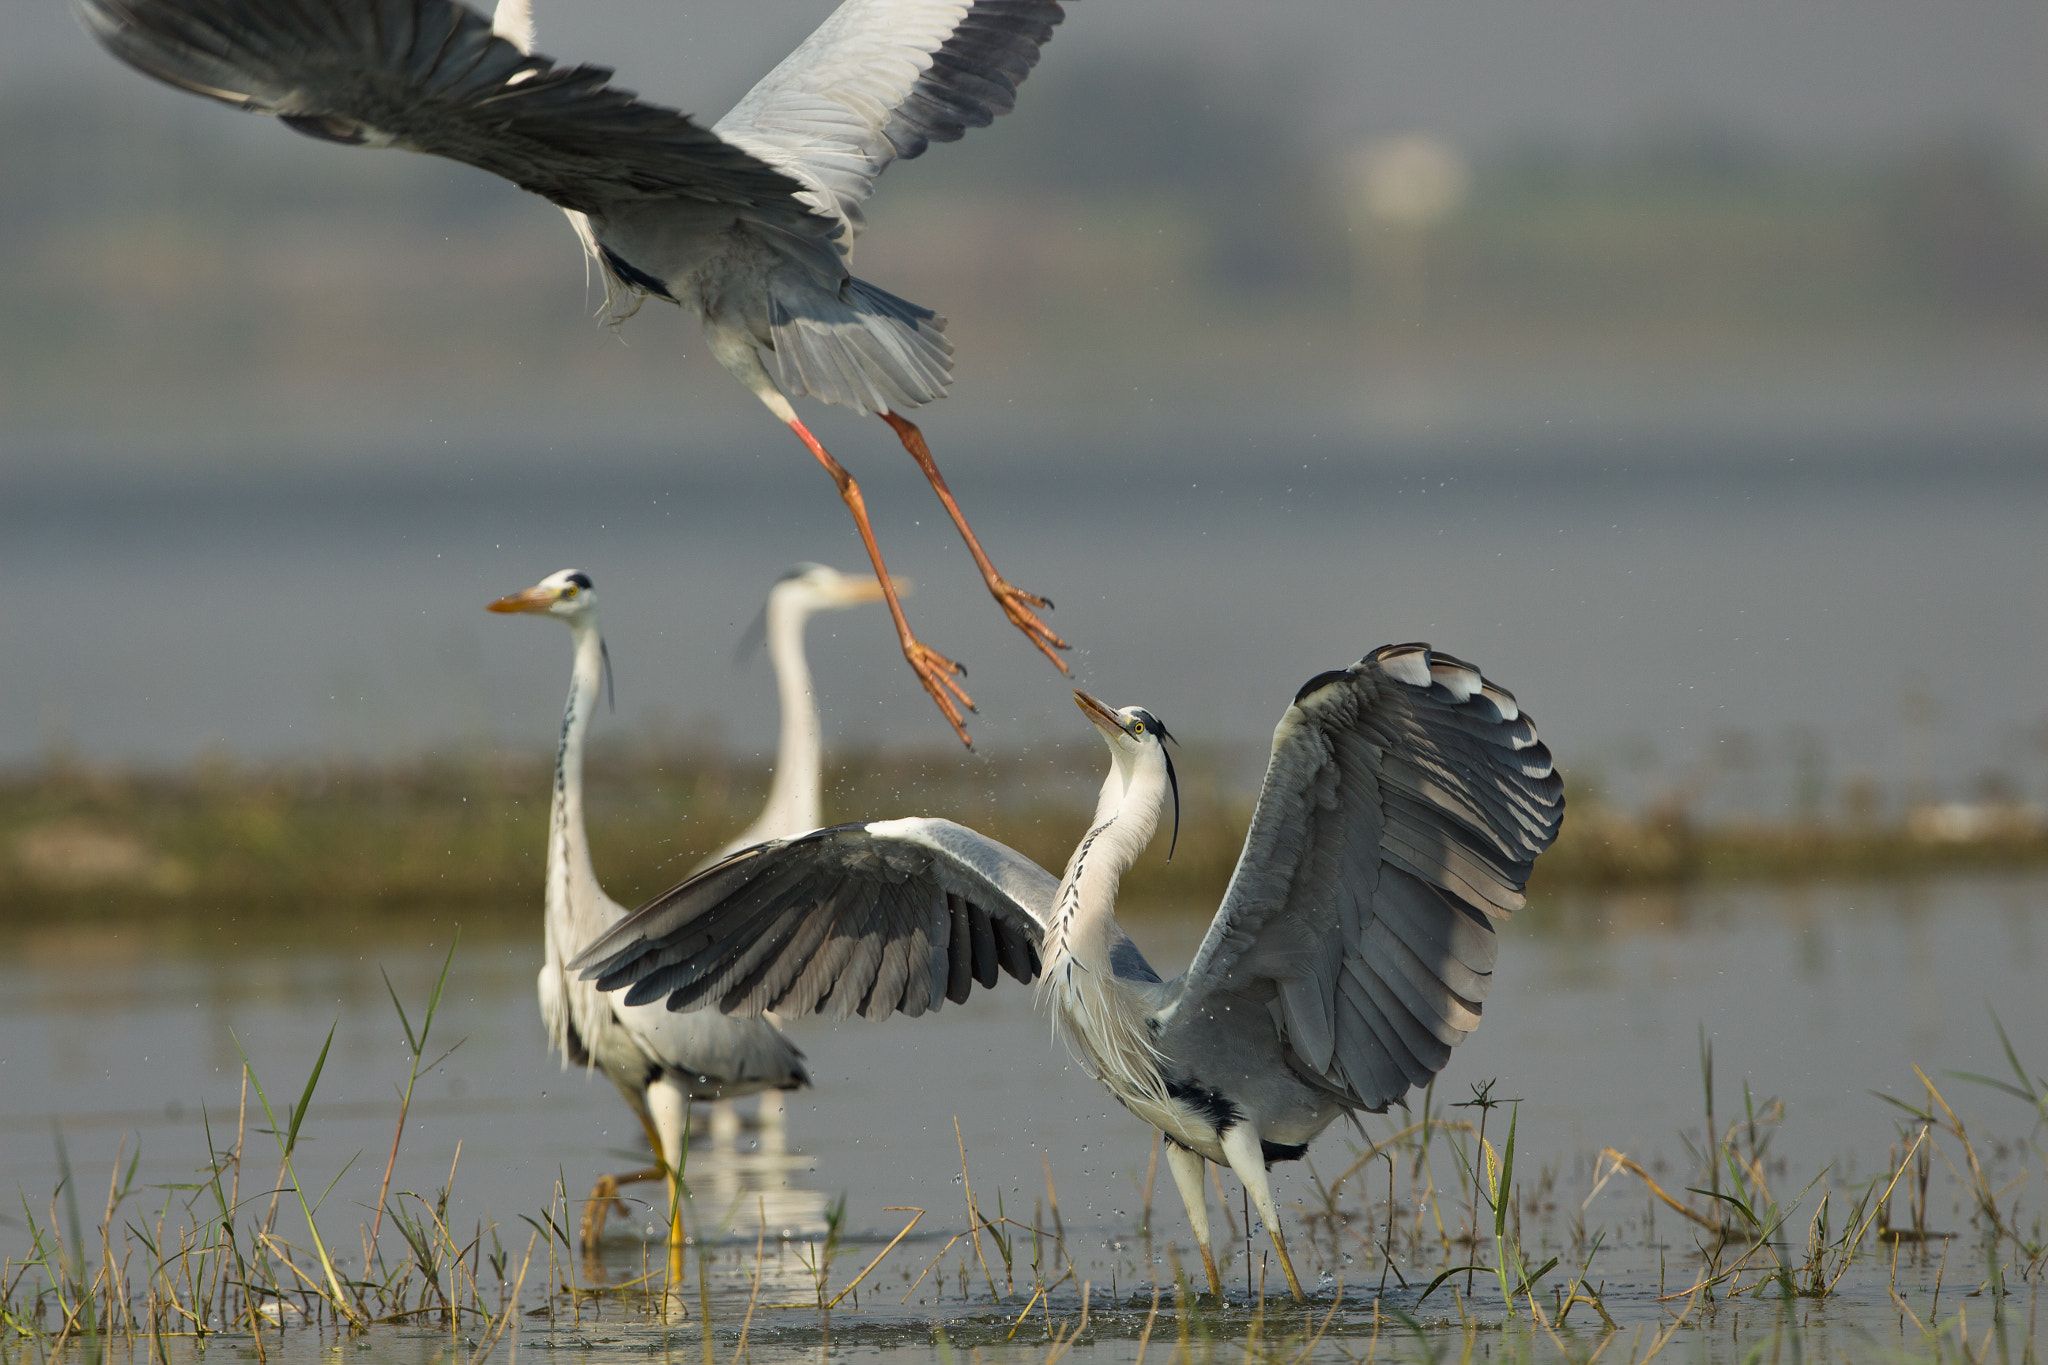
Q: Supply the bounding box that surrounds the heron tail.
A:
[766,275,954,415]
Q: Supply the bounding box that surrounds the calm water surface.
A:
[5,873,2043,1359]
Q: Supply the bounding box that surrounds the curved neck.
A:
[1044,753,1168,980]
[755,593,823,839]
[547,618,608,939]
[1038,750,1172,1104]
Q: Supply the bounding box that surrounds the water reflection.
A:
[4,872,2044,1274]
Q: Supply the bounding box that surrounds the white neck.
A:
[758,592,824,838]
[1037,747,1171,1101]
[547,618,611,946]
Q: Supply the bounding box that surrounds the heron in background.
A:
[81,0,1080,747]
[713,563,905,862]
[573,644,1565,1302]
[487,569,809,1263]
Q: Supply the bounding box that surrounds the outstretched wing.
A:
[571,819,1055,1022]
[714,0,1069,236]
[78,0,807,219]
[1173,645,1564,1112]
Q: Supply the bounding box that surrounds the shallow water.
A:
[5,872,2044,1359]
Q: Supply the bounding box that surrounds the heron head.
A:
[773,563,907,613]
[1073,691,1180,859]
[488,569,597,621]
[737,564,907,664]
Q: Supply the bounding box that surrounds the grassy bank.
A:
[4,746,2045,930]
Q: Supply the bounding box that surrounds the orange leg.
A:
[880,412,1071,674]
[787,417,977,746]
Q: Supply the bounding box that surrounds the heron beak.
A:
[487,585,558,614]
[832,574,911,605]
[1074,690,1129,739]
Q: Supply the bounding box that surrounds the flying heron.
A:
[80,0,1081,747]
[570,643,1565,1302]
[487,568,809,1260]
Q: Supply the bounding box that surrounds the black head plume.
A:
[733,603,768,669]
[599,636,616,715]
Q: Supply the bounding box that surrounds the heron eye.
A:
[1131,720,1145,734]
[562,586,579,598]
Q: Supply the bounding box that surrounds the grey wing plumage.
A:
[714,0,1069,237]
[571,819,1055,1023]
[77,0,807,220]
[1175,644,1564,1112]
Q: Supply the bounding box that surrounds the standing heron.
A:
[713,563,904,862]
[572,643,1565,1302]
[80,0,1080,747]
[487,569,809,1262]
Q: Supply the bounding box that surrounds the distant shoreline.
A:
[5,752,2041,926]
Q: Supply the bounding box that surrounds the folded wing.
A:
[1175,644,1564,1112]
[571,819,1055,1022]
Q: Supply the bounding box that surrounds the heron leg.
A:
[580,1102,675,1248]
[647,1079,692,1292]
[880,412,1070,673]
[1219,1125,1306,1304]
[580,1166,666,1249]
[785,416,977,747]
[1164,1142,1224,1299]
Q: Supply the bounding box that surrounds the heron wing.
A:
[570,819,1055,1022]
[78,0,808,220]
[1174,644,1564,1112]
[714,0,1069,237]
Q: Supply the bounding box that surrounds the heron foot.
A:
[581,1175,628,1249]
[580,1166,665,1249]
[988,575,1070,673]
[903,637,977,747]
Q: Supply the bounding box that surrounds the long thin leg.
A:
[647,1079,692,1292]
[786,416,977,746]
[880,412,1070,673]
[1164,1142,1225,1298]
[1219,1125,1306,1303]
[581,1104,674,1249]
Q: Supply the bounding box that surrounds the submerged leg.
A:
[581,1104,673,1249]
[880,411,1070,673]
[646,1079,692,1291]
[1165,1142,1225,1298]
[1219,1125,1306,1303]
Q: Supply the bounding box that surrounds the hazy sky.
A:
[9,0,2047,165]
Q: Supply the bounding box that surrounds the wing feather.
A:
[1173,644,1563,1113]
[714,0,1069,237]
[574,819,1055,1022]
[79,0,810,221]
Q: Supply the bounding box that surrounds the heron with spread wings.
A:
[572,644,1565,1302]
[80,0,1079,746]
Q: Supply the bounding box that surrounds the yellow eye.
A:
[563,586,578,598]
[1131,719,1145,734]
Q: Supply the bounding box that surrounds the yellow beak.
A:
[487,586,558,614]
[1074,690,1128,738]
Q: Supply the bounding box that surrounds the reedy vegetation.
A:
[4,931,2043,1363]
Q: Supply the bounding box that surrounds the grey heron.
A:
[487,568,809,1260]
[570,643,1565,1302]
[80,0,1079,748]
[712,563,904,862]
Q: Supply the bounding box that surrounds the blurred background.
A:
[3,0,2045,853]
